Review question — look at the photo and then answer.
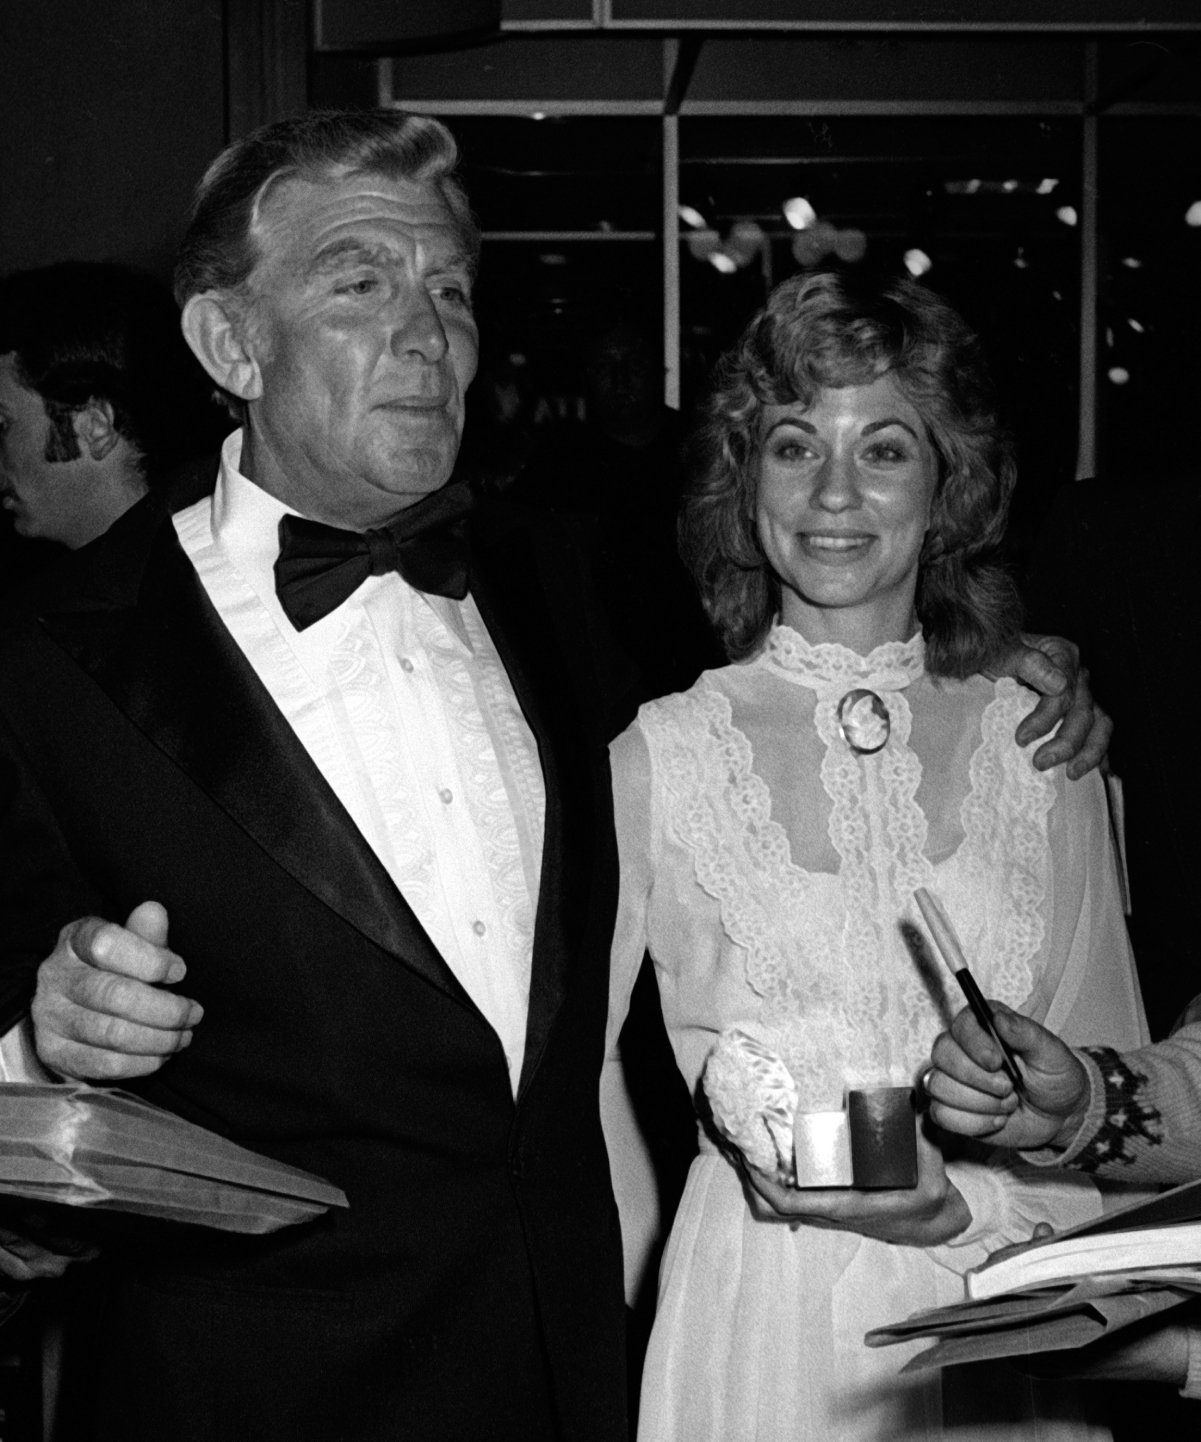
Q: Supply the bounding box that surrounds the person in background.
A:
[601,267,1145,1442]
[0,261,223,565]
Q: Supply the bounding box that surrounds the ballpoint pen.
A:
[914,887,1026,1095]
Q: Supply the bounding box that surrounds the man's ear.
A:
[181,292,264,402]
[73,398,122,462]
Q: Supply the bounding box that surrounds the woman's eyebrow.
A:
[863,417,920,440]
[764,417,818,437]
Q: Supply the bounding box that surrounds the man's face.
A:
[0,353,87,545]
[238,171,479,529]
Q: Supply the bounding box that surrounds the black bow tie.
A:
[274,481,474,631]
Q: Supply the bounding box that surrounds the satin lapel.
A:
[36,516,471,1009]
[470,519,601,1096]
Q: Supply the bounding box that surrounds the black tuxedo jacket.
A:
[0,478,631,1441]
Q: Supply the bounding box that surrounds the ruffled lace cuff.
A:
[930,1157,1104,1274]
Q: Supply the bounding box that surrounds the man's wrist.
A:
[1046,1095,1091,1152]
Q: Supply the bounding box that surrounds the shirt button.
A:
[439,788,453,804]
[400,658,415,673]
[472,920,487,937]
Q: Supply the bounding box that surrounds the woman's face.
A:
[754,373,939,648]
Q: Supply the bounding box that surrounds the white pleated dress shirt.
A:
[171,431,545,1093]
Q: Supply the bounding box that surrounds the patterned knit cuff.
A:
[1065,1046,1163,1173]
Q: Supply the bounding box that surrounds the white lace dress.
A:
[606,626,1149,1442]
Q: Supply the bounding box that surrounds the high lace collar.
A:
[759,622,926,693]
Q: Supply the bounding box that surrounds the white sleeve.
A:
[0,1018,54,1082]
[936,767,1155,1266]
[599,720,663,1307]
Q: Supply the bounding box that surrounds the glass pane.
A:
[444,117,663,492]
[1096,117,1201,483]
[678,115,1082,553]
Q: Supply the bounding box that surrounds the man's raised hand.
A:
[1006,634,1113,779]
[31,900,203,1081]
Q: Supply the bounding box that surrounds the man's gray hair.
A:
[174,108,479,308]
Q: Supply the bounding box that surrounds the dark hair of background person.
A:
[0,259,227,478]
[680,266,1023,679]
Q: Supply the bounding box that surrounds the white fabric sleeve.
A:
[0,1018,54,1082]
[599,720,663,1306]
[936,766,1155,1269]
[1035,768,1149,1052]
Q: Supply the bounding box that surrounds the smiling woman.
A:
[755,375,938,652]
[681,267,1021,677]
[603,265,1147,1442]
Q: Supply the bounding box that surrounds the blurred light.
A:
[708,251,737,275]
[685,229,721,261]
[531,111,547,121]
[1013,251,1029,269]
[903,248,932,278]
[792,221,840,267]
[1105,328,1115,347]
[1128,317,1146,334]
[1056,206,1078,227]
[783,196,817,230]
[727,219,765,265]
[1051,290,1063,301]
[833,228,868,263]
[678,205,707,229]
[791,232,825,266]
[1186,201,1201,227]
[1121,256,1143,269]
[538,253,568,266]
[1108,367,1131,385]
[945,178,1062,196]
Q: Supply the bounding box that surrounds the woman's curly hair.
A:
[679,267,1022,678]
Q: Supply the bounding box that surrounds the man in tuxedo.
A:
[0,108,1103,1439]
[0,109,629,1442]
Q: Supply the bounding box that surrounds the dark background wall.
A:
[1,0,228,284]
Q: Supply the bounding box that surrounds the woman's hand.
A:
[925,1002,1090,1151]
[739,1124,971,1247]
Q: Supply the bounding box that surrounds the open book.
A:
[866,1177,1201,1370]
[1,1082,348,1234]
[967,1176,1201,1300]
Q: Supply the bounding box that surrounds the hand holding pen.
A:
[914,888,1091,1151]
[913,888,1026,1095]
